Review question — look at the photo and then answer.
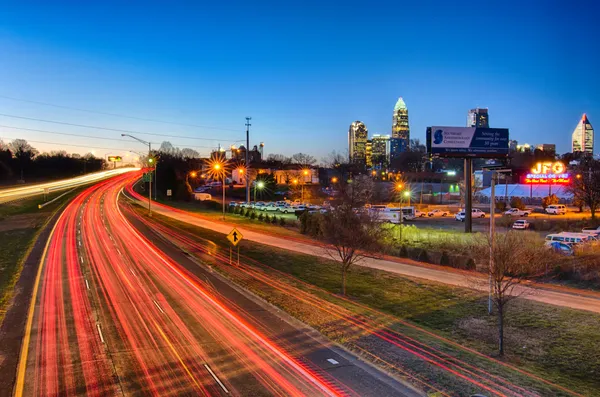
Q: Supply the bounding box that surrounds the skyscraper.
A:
[392,97,410,150]
[572,114,594,154]
[371,134,390,168]
[348,121,368,164]
[366,140,373,167]
[467,108,489,128]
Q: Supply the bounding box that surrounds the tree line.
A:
[0,139,105,183]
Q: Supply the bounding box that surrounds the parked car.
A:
[193,193,211,201]
[455,211,466,222]
[471,209,486,218]
[252,201,266,210]
[545,204,567,215]
[414,209,426,218]
[504,208,532,217]
[582,226,600,232]
[193,186,210,193]
[512,219,530,230]
[294,205,308,216]
[263,203,279,211]
[279,204,296,214]
[228,201,238,207]
[238,202,250,208]
[428,209,449,217]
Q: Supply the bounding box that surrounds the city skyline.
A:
[0,1,598,160]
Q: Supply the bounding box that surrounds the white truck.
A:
[503,208,532,217]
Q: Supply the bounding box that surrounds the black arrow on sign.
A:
[232,232,238,242]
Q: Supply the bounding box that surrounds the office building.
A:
[392,97,410,150]
[467,108,489,128]
[535,144,556,154]
[348,121,368,164]
[366,140,373,167]
[572,114,594,154]
[371,134,390,168]
[389,137,407,162]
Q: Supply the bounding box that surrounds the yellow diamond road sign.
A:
[227,228,243,246]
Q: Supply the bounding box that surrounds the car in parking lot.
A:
[471,209,486,218]
[228,201,238,207]
[252,201,266,210]
[547,241,574,255]
[455,211,465,222]
[428,209,449,217]
[262,203,279,211]
[512,219,530,230]
[545,204,567,215]
[414,209,426,217]
[279,204,296,214]
[504,208,532,217]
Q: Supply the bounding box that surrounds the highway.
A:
[0,168,138,204]
[14,172,416,397]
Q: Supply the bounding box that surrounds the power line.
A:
[0,113,243,142]
[0,124,218,150]
[0,136,138,152]
[0,94,241,132]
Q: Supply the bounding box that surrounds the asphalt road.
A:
[124,186,600,315]
[14,172,418,396]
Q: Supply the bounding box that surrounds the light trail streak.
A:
[19,171,350,396]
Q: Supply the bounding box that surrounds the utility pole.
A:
[464,158,473,233]
[245,117,251,203]
[122,134,152,216]
[489,172,496,314]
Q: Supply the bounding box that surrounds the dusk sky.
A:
[1,0,598,161]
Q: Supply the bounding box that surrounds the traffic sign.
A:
[142,172,153,182]
[226,228,243,246]
[166,189,172,197]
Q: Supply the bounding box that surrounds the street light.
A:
[331,177,338,183]
[212,161,226,219]
[122,134,153,215]
[254,180,265,202]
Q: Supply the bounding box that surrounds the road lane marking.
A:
[85,279,90,290]
[204,364,230,394]
[130,268,136,277]
[97,324,105,343]
[14,209,66,397]
[80,256,84,263]
[327,358,339,365]
[153,300,165,314]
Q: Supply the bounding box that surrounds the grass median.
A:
[141,207,600,396]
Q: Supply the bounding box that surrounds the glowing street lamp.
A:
[331,177,338,183]
[254,180,265,202]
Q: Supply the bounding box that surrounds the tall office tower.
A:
[467,108,489,128]
[366,140,373,167]
[392,97,410,150]
[572,114,594,154]
[371,134,390,168]
[348,121,368,164]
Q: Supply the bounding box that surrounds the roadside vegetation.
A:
[138,207,600,396]
[0,189,85,324]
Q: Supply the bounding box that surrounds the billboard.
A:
[521,161,571,184]
[426,127,509,158]
[107,155,122,162]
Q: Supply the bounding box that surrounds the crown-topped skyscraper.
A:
[571,114,594,155]
[391,97,410,156]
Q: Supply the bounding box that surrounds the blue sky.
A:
[0,0,598,161]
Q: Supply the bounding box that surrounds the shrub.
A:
[417,249,429,262]
[250,211,257,220]
[510,197,525,210]
[257,213,264,221]
[279,217,286,226]
[542,194,559,209]
[271,215,278,224]
[495,201,508,212]
[440,251,450,266]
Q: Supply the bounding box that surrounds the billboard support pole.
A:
[464,158,473,233]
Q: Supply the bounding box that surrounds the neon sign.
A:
[524,161,571,184]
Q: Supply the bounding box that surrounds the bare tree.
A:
[569,158,600,219]
[181,148,199,159]
[472,232,548,356]
[8,139,38,180]
[319,175,385,295]
[291,152,316,167]
[320,204,385,295]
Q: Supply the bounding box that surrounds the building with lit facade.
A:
[572,114,594,155]
[371,134,390,168]
[348,121,368,165]
[365,140,373,167]
[467,108,489,128]
[392,97,410,150]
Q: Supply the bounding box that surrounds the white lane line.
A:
[85,279,90,290]
[80,256,84,264]
[326,358,339,365]
[97,324,105,343]
[117,249,122,256]
[78,240,81,246]
[153,300,165,314]
[204,364,229,394]
[130,268,136,277]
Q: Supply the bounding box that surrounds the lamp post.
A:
[212,162,226,219]
[302,169,309,203]
[122,134,153,215]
